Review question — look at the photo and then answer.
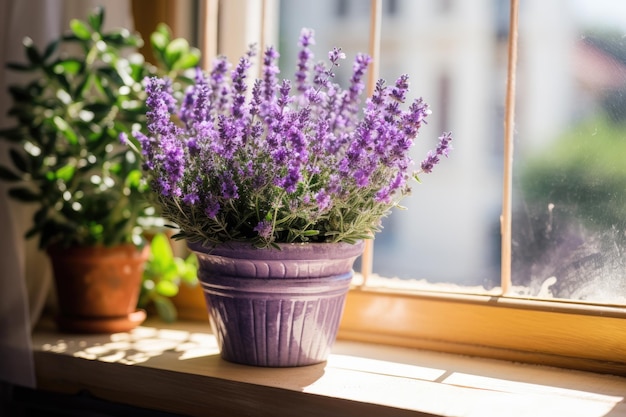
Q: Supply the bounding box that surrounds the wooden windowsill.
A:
[31,317,626,417]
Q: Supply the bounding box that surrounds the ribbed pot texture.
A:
[187,240,365,367]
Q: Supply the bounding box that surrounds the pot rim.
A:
[47,243,149,259]
[187,239,365,261]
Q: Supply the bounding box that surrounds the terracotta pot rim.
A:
[47,243,149,259]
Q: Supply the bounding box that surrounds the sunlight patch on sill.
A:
[41,325,221,365]
[442,373,624,403]
[326,354,447,381]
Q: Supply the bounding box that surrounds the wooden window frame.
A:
[340,287,626,376]
[135,0,626,377]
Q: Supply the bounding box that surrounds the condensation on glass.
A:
[511,1,626,304]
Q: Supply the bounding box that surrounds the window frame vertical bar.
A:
[360,0,383,287]
[259,0,268,78]
[501,0,519,295]
[200,0,219,70]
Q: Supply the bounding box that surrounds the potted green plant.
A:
[127,28,453,366]
[139,232,198,323]
[0,7,200,333]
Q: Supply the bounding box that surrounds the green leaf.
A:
[164,38,189,70]
[84,102,112,121]
[33,207,49,227]
[128,55,149,81]
[9,149,29,173]
[125,169,142,189]
[0,165,22,181]
[88,7,105,32]
[53,59,83,76]
[51,70,71,93]
[177,256,198,284]
[172,48,201,71]
[150,31,168,53]
[155,280,179,298]
[150,233,175,271]
[55,165,75,182]
[153,296,177,323]
[8,186,39,202]
[102,28,142,48]
[22,37,41,65]
[302,230,320,236]
[6,62,32,71]
[52,116,78,144]
[125,32,144,48]
[155,23,172,39]
[70,19,92,40]
[8,85,34,102]
[75,73,92,98]
[42,39,60,61]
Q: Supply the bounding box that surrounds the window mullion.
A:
[199,0,219,70]
[501,0,519,295]
[360,0,383,287]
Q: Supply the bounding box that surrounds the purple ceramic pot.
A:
[187,240,365,367]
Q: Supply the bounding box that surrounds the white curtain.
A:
[0,0,133,388]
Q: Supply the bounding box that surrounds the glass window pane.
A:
[512,0,626,304]
[278,0,504,293]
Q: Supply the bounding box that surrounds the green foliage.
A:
[138,233,198,322]
[0,6,200,249]
[519,115,626,235]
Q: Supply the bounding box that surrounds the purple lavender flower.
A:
[219,171,239,199]
[327,48,346,73]
[231,55,252,119]
[436,131,453,157]
[145,77,178,137]
[312,62,328,89]
[130,28,452,247]
[315,189,332,211]
[347,54,371,103]
[203,193,220,219]
[210,56,231,113]
[160,136,185,196]
[420,132,453,173]
[277,79,292,108]
[253,220,273,240]
[295,28,315,93]
[279,163,301,194]
[262,46,280,102]
[183,189,200,205]
[400,98,430,138]
[390,74,409,103]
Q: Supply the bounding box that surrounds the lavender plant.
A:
[124,28,453,248]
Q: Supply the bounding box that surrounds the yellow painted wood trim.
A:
[338,288,626,376]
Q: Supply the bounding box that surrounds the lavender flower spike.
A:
[295,28,315,93]
[420,132,453,173]
[129,27,454,248]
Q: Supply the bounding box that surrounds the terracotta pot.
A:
[47,244,149,333]
[187,240,364,367]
